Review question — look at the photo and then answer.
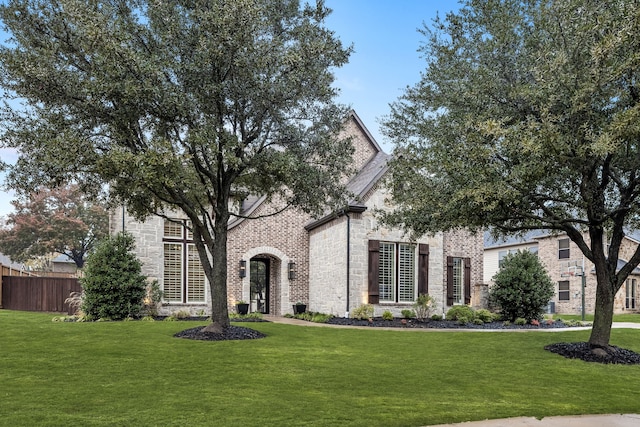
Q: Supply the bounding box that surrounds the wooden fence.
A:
[0,276,82,314]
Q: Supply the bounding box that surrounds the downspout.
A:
[345,210,351,318]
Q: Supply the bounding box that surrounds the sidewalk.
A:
[427,414,640,427]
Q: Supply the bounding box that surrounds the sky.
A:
[0,0,461,218]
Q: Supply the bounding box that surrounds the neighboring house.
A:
[484,230,640,315]
[111,112,484,317]
[0,253,28,276]
[51,254,78,275]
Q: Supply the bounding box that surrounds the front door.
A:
[250,258,270,314]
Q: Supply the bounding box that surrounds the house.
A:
[484,230,640,315]
[111,112,484,317]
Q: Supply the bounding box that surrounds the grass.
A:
[2,310,640,427]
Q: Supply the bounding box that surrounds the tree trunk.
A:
[202,216,230,334]
[588,277,616,349]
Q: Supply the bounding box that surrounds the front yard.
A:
[2,310,640,426]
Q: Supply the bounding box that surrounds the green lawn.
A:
[2,310,640,427]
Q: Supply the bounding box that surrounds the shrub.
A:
[81,232,147,320]
[474,308,495,323]
[472,318,484,325]
[515,317,527,326]
[413,294,436,321]
[142,280,163,317]
[431,314,443,321]
[381,310,394,320]
[401,309,415,319]
[457,315,471,325]
[310,312,333,323]
[351,304,374,320]
[489,250,554,321]
[446,305,475,321]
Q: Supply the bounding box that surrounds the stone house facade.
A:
[111,112,484,317]
[484,231,640,315]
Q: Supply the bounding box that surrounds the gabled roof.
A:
[483,230,543,249]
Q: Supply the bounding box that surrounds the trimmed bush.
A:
[382,310,394,321]
[401,309,415,319]
[489,250,554,322]
[81,232,147,320]
[446,305,475,321]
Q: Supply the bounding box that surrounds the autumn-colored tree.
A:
[0,184,108,268]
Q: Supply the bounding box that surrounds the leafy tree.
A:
[489,251,554,322]
[81,232,147,320]
[0,184,108,268]
[381,0,640,349]
[0,0,352,333]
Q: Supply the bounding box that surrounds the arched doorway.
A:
[250,258,270,314]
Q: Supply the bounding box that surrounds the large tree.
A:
[0,184,108,268]
[0,0,353,332]
[382,0,640,350]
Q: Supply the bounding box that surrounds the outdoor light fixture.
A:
[239,260,247,278]
[288,261,297,280]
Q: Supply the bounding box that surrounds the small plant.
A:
[472,318,484,325]
[413,293,436,321]
[382,310,394,321]
[236,300,247,305]
[141,316,155,322]
[65,291,85,317]
[545,319,554,325]
[431,314,443,321]
[351,303,374,320]
[401,309,415,319]
[310,312,333,323]
[530,319,540,326]
[142,280,163,317]
[446,305,475,321]
[515,317,527,326]
[195,309,206,317]
[474,309,495,323]
[173,310,191,319]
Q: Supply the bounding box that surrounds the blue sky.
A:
[0,0,461,218]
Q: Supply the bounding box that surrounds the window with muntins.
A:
[558,281,570,301]
[378,242,416,303]
[626,279,636,310]
[558,239,570,259]
[163,219,206,304]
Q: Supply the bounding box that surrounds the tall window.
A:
[452,257,464,304]
[163,219,206,303]
[446,256,470,306]
[558,281,570,301]
[378,242,416,303]
[558,239,570,259]
[626,279,636,310]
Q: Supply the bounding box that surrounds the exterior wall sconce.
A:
[239,260,247,278]
[288,261,296,280]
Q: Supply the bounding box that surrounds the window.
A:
[558,239,570,259]
[452,257,464,304]
[558,281,570,301]
[378,242,416,303]
[368,241,429,304]
[626,279,636,310]
[498,249,518,268]
[447,256,471,306]
[163,219,206,303]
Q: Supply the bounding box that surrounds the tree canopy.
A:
[0,184,108,268]
[0,0,353,331]
[382,0,640,349]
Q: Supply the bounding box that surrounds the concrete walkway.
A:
[266,316,640,426]
[427,413,640,427]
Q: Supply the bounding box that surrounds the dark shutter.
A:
[446,256,454,306]
[418,244,429,295]
[368,240,380,304]
[464,257,471,305]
